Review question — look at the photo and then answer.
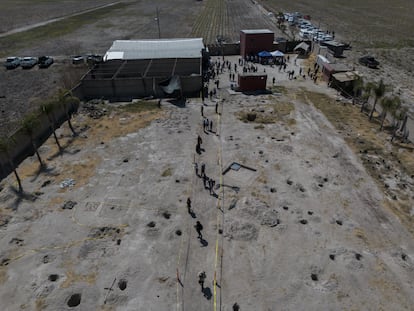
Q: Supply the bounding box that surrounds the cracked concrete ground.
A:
[0,56,413,310]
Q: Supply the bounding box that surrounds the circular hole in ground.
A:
[48,274,59,282]
[401,253,407,261]
[270,188,276,193]
[175,230,182,236]
[329,254,335,261]
[311,274,318,281]
[118,279,127,291]
[336,220,343,226]
[163,212,171,219]
[218,229,223,234]
[282,206,289,210]
[308,211,313,215]
[147,221,156,228]
[355,253,362,261]
[67,293,81,307]
[300,219,308,225]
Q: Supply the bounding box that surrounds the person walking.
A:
[197,135,202,146]
[187,197,192,214]
[198,271,206,291]
[201,163,205,177]
[194,162,199,177]
[201,105,204,117]
[195,221,203,239]
[215,102,218,114]
[232,303,240,311]
[209,120,213,132]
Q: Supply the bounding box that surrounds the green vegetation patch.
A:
[118,100,160,113]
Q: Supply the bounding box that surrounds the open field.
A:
[0,2,414,309]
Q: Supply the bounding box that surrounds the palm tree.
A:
[379,96,400,131]
[21,113,44,167]
[0,136,23,192]
[58,90,80,137]
[40,101,62,152]
[352,76,364,105]
[391,107,407,142]
[369,79,386,121]
[360,82,374,113]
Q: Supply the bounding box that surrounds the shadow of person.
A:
[189,210,197,218]
[202,287,212,300]
[200,238,208,247]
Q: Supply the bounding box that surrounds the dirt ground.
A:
[0,1,414,310]
[0,54,413,310]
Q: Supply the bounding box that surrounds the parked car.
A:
[20,57,38,69]
[359,55,379,68]
[4,57,20,69]
[38,56,54,68]
[72,55,84,65]
[86,54,103,65]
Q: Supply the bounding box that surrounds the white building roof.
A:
[241,29,273,34]
[104,38,204,61]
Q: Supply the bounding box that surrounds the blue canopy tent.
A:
[257,51,272,57]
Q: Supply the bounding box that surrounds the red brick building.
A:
[240,29,274,58]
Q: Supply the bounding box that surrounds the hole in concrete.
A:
[300,219,308,225]
[162,212,171,219]
[175,179,180,183]
[311,274,318,281]
[318,183,323,187]
[299,187,306,192]
[175,230,182,236]
[117,239,121,245]
[286,179,293,185]
[329,254,335,261]
[67,293,81,307]
[218,229,223,234]
[147,221,156,228]
[1,258,10,266]
[308,211,313,215]
[123,158,129,163]
[118,279,127,291]
[336,220,343,226]
[270,188,276,193]
[355,253,362,261]
[401,253,407,261]
[48,274,59,282]
[282,206,289,210]
[43,255,50,264]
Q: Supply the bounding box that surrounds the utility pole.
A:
[155,7,161,39]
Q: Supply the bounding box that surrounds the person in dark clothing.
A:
[195,221,203,239]
[232,303,240,311]
[215,102,218,114]
[201,105,204,117]
[201,163,205,177]
[198,271,206,291]
[197,135,202,146]
[187,197,192,214]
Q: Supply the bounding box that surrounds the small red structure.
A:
[238,73,267,92]
[240,29,274,58]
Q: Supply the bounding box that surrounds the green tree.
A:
[21,113,44,167]
[40,101,62,152]
[0,136,23,192]
[369,79,386,121]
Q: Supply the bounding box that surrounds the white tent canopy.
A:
[271,50,284,57]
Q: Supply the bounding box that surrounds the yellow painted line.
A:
[213,107,224,311]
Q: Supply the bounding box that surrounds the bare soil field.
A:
[0,2,414,309]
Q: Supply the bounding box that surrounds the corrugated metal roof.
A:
[241,29,273,34]
[104,38,204,61]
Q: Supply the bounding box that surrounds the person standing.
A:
[198,271,206,291]
[201,105,204,117]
